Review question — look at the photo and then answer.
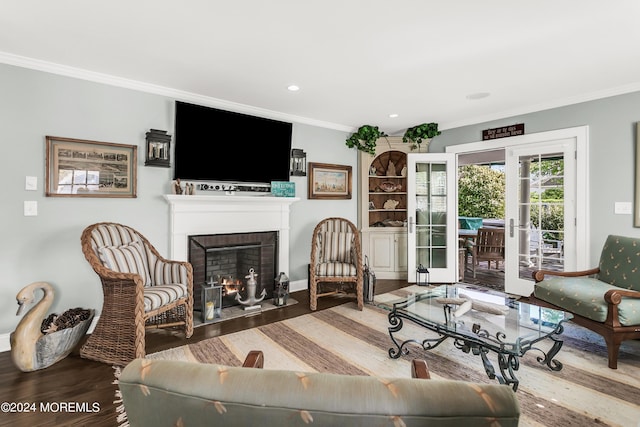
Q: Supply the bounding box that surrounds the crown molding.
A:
[441,82,640,130]
[0,51,353,133]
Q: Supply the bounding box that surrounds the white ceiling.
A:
[2,1,640,134]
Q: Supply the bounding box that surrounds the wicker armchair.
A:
[309,217,363,311]
[80,222,193,365]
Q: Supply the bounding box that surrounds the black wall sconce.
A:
[290,148,307,176]
[145,129,171,167]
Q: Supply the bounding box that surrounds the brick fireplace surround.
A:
[163,194,300,298]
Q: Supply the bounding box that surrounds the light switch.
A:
[614,202,632,215]
[24,201,37,216]
[25,176,37,191]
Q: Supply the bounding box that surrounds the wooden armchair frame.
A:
[309,217,364,311]
[470,228,505,278]
[531,268,640,369]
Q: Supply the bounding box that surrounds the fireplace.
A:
[189,231,277,310]
[163,193,299,312]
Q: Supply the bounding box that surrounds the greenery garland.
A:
[346,122,441,154]
[345,125,388,155]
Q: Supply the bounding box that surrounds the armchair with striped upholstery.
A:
[80,222,193,365]
[309,217,363,311]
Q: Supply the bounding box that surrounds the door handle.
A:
[408,216,414,233]
[509,219,529,237]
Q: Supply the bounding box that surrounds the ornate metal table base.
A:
[388,310,566,391]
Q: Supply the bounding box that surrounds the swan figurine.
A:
[10,282,93,372]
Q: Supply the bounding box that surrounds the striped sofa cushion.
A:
[144,283,188,312]
[98,242,152,286]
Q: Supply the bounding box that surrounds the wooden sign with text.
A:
[482,123,525,140]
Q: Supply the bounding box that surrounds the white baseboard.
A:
[0,281,309,354]
[0,333,11,353]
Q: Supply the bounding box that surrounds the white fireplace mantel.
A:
[164,194,299,275]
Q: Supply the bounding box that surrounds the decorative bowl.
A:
[379,181,400,192]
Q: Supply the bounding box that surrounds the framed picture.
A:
[308,162,352,200]
[45,136,137,198]
[633,122,640,227]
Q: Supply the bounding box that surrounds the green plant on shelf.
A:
[402,122,441,150]
[345,125,388,155]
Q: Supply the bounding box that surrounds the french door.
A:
[446,126,589,296]
[406,153,458,283]
[504,139,577,295]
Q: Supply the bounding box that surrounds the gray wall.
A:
[431,92,640,265]
[3,61,640,338]
[0,63,355,335]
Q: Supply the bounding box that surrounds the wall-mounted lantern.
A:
[145,129,171,167]
[290,149,306,176]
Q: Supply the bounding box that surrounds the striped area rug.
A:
[147,286,640,427]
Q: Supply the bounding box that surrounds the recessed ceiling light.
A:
[466,92,490,100]
[389,113,399,118]
[287,85,300,92]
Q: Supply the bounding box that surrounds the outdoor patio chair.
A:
[469,227,505,278]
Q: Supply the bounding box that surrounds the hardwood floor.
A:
[0,280,406,427]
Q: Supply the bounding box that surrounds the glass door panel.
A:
[505,139,575,295]
[407,153,457,283]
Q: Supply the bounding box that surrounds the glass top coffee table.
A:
[379,284,573,391]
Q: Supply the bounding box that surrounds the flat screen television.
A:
[173,101,293,187]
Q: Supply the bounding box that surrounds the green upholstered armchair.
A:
[531,234,640,369]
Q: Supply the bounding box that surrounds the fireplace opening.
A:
[189,231,277,311]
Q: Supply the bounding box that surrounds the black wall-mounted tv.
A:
[173,101,293,186]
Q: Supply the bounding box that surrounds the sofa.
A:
[530,234,640,369]
[118,352,520,427]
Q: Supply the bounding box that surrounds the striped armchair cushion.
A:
[144,283,188,312]
[98,242,152,286]
[315,261,358,277]
[320,231,355,263]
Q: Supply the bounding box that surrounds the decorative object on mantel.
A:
[10,281,94,372]
[184,182,195,195]
[145,129,171,167]
[271,181,295,197]
[236,268,266,311]
[172,179,184,194]
[290,148,307,176]
[403,122,441,152]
